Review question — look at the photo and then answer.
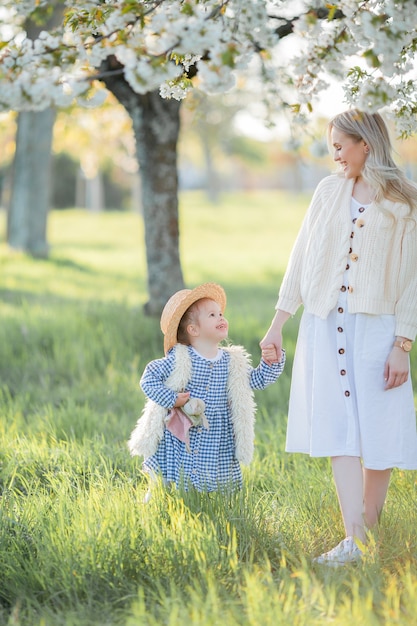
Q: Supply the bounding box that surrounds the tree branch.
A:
[268,6,345,40]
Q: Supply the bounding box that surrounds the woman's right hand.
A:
[259,309,290,364]
[260,330,283,364]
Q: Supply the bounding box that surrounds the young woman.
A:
[261,110,417,566]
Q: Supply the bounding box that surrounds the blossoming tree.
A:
[2,0,416,313]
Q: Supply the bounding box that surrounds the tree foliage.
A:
[1,1,417,135]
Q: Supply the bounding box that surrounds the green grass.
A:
[0,190,416,625]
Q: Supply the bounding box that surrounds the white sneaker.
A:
[313,537,362,567]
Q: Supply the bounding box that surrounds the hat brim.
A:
[160,283,227,354]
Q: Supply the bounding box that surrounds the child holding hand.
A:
[128,283,285,494]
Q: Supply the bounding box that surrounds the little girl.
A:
[128,282,285,494]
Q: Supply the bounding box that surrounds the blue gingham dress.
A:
[286,197,417,469]
[141,345,285,491]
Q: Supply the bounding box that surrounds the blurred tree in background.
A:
[6,2,62,257]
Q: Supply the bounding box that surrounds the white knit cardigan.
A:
[128,344,257,465]
[277,174,417,340]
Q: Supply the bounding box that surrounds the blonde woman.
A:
[261,110,417,566]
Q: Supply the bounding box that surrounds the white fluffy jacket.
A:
[128,344,257,465]
[277,175,417,340]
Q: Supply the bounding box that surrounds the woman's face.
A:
[331,127,368,179]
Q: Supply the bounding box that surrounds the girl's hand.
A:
[260,331,282,364]
[260,309,291,364]
[384,348,409,390]
[261,344,279,364]
[174,392,191,407]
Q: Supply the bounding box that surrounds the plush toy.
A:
[165,397,208,451]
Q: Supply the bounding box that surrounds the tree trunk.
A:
[86,172,104,213]
[201,131,220,204]
[7,2,63,258]
[8,108,56,257]
[102,66,185,315]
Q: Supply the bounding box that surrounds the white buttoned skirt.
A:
[285,198,417,470]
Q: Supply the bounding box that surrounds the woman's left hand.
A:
[384,348,409,390]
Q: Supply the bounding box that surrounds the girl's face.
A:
[331,127,368,179]
[191,299,228,344]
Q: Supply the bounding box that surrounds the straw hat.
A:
[160,283,227,353]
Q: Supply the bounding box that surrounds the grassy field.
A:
[0,190,416,626]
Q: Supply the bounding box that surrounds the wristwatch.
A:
[394,339,413,352]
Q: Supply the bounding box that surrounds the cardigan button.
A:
[356,218,365,228]
[350,253,358,262]
[348,285,354,293]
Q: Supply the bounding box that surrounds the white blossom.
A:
[159,81,192,101]
[0,0,416,134]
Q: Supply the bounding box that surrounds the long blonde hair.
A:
[328,109,417,215]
